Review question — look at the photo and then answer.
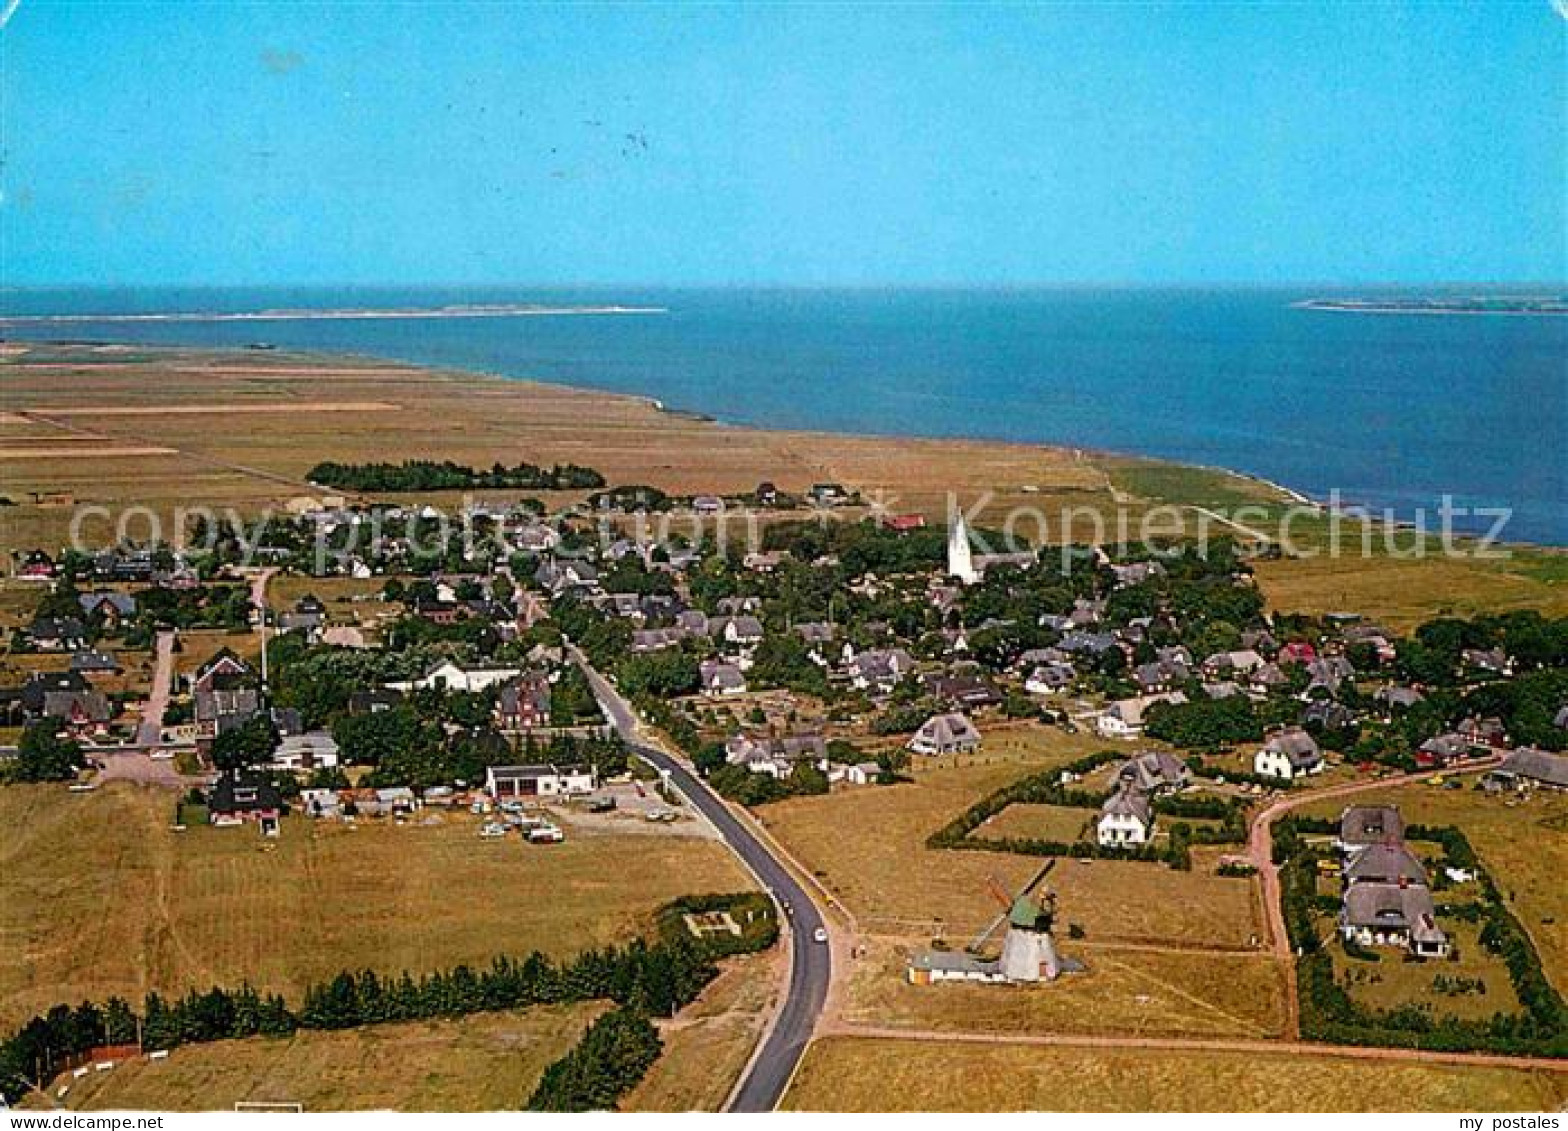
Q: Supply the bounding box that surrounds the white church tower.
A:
[948,511,980,585]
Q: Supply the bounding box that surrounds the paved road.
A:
[571,648,830,1112]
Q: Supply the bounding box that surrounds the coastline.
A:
[5,285,1563,547]
[1,337,1562,553]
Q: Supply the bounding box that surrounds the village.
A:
[3,462,1567,1108]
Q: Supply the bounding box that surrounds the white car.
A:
[812,927,828,944]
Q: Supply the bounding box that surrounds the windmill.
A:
[968,859,1066,982]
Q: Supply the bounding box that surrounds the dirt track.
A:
[830,1023,1568,1074]
[135,631,176,746]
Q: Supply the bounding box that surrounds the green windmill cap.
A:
[1009,894,1041,928]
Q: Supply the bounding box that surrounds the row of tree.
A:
[306,459,605,492]
[0,919,753,1104]
[526,1008,662,1111]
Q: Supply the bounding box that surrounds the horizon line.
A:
[5,279,1566,294]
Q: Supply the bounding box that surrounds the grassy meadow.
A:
[36,1003,603,1112]
[783,1036,1568,1112]
[0,782,751,1031]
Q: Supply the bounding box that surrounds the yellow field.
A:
[758,723,1283,1039]
[40,1003,603,1112]
[844,938,1285,1039]
[784,1036,1568,1112]
[1255,551,1568,632]
[760,725,1264,948]
[979,802,1096,844]
[1295,783,1568,996]
[0,783,752,1030]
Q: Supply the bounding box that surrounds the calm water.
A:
[4,287,1564,544]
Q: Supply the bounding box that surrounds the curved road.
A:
[571,649,830,1112]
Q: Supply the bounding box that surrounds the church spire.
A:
[948,511,979,585]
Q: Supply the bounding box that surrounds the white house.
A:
[485,764,597,799]
[1024,662,1075,695]
[843,761,882,786]
[1339,882,1449,958]
[299,788,343,819]
[1097,786,1153,847]
[1254,728,1324,780]
[724,733,826,779]
[850,648,916,693]
[388,660,520,694]
[715,615,765,648]
[907,712,981,756]
[700,660,748,697]
[269,731,341,772]
[1096,692,1186,739]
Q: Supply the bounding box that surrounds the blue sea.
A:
[3,287,1564,545]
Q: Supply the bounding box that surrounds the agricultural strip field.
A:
[783,1036,1568,1112]
[1254,551,1568,633]
[5,341,1563,631]
[0,342,1119,553]
[0,783,752,1031]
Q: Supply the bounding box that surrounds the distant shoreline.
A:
[1295,297,1567,317]
[0,304,668,326]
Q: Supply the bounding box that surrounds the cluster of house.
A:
[385,659,554,730]
[0,669,113,740]
[1096,750,1191,847]
[1089,641,1360,741]
[1401,710,1568,793]
[24,592,141,654]
[1334,805,1449,959]
[188,650,556,769]
[207,757,599,833]
[721,732,882,785]
[15,548,199,588]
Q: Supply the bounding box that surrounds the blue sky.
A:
[2,1,1563,287]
